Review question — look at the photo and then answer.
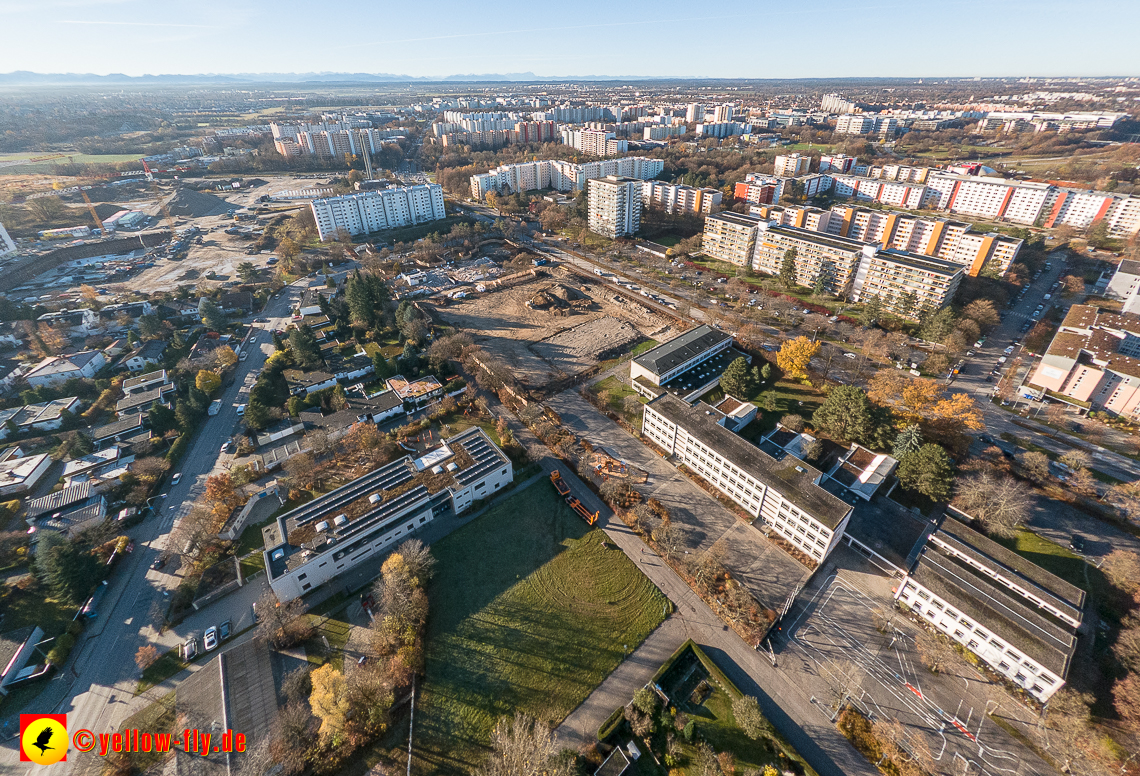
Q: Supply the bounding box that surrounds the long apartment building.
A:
[702,214,963,317]
[896,516,1084,702]
[469,156,664,199]
[750,204,1023,278]
[773,153,812,178]
[830,174,928,210]
[643,394,853,564]
[588,176,641,238]
[309,184,445,241]
[642,181,721,214]
[265,428,512,601]
[835,114,898,135]
[1028,304,1140,420]
[272,125,397,159]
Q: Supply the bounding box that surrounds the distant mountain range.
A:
[0,70,648,85]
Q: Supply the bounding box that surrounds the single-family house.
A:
[115,383,175,417]
[91,413,147,449]
[122,340,167,372]
[0,452,52,495]
[24,351,106,388]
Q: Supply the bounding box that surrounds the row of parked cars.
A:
[182,619,231,660]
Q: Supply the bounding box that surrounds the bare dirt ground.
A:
[119,229,276,293]
[427,274,676,389]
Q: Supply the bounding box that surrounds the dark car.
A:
[1069,534,1086,553]
[219,620,231,640]
[151,555,167,570]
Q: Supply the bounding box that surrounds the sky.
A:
[0,0,1137,79]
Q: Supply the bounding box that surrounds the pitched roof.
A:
[27,481,94,518]
[92,413,146,442]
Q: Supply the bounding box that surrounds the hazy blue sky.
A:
[1,0,1137,78]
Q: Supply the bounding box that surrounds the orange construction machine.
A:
[550,469,571,497]
[567,497,599,526]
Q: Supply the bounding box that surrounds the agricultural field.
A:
[409,480,669,774]
[0,151,144,174]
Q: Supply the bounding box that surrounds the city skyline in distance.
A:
[0,0,1137,80]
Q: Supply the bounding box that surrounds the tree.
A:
[237,262,259,283]
[309,663,349,740]
[720,356,759,399]
[214,345,238,369]
[138,313,164,341]
[478,713,568,776]
[652,521,683,559]
[954,472,1031,537]
[1020,451,1052,483]
[892,424,923,459]
[780,413,804,433]
[288,325,322,369]
[1101,550,1140,595]
[918,306,957,344]
[897,444,954,501]
[256,590,313,648]
[732,695,770,740]
[34,533,103,604]
[915,629,958,674]
[394,538,436,587]
[860,295,882,327]
[759,391,778,412]
[760,362,772,383]
[195,369,222,396]
[813,385,874,443]
[776,336,820,379]
[135,644,160,671]
[779,248,798,289]
[243,400,273,431]
[1059,450,1091,471]
[961,299,1000,329]
[200,298,226,332]
[801,438,823,461]
[25,195,66,223]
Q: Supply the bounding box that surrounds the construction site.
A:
[424,270,677,390]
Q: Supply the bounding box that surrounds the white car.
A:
[843,352,857,359]
[203,627,218,651]
[1004,346,1015,355]
[171,473,181,485]
[236,404,247,416]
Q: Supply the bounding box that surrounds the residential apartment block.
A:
[469,157,664,200]
[642,394,853,564]
[265,428,512,601]
[818,154,857,174]
[642,181,721,214]
[896,516,1083,702]
[701,214,963,316]
[835,114,898,135]
[643,125,685,141]
[773,153,811,178]
[733,179,781,206]
[695,122,752,138]
[272,125,396,159]
[588,176,642,238]
[309,184,446,241]
[1028,304,1140,419]
[829,174,928,210]
[923,174,1053,225]
[562,128,628,157]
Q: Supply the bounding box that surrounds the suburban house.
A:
[284,370,339,397]
[895,515,1084,702]
[0,626,46,696]
[91,413,147,449]
[0,397,80,437]
[26,481,108,537]
[386,375,443,409]
[115,383,176,417]
[24,351,106,388]
[122,341,167,372]
[122,369,170,395]
[36,308,100,336]
[220,291,255,315]
[264,428,512,601]
[62,447,136,490]
[0,452,53,495]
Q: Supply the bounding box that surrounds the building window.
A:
[298,573,308,581]
[302,583,312,591]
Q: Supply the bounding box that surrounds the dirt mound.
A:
[164,187,232,218]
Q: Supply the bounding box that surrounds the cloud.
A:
[58,19,215,28]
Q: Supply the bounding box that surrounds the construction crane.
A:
[79,190,103,234]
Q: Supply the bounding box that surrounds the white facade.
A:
[470,157,664,199]
[642,394,852,563]
[713,104,734,123]
[589,176,642,239]
[0,221,17,258]
[818,154,857,174]
[641,181,721,214]
[309,184,446,241]
[685,103,704,123]
[773,153,811,178]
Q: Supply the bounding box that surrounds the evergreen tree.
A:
[720,356,759,399]
[892,424,924,459]
[812,271,829,297]
[35,533,102,605]
[272,331,286,352]
[372,350,392,379]
[760,362,772,383]
[897,443,955,501]
[860,295,883,327]
[200,299,226,332]
[919,306,957,344]
[345,274,376,328]
[244,400,273,430]
[812,385,874,443]
[289,325,322,369]
[780,248,798,289]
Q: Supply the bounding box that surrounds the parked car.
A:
[236,404,247,416]
[1004,346,1015,355]
[221,440,235,454]
[183,638,198,660]
[203,627,218,651]
[239,352,249,362]
[219,620,231,640]
[151,555,168,570]
[1069,534,1087,553]
[843,352,857,359]
[171,473,181,485]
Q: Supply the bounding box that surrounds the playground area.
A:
[585,448,649,485]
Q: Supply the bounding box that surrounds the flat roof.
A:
[647,393,851,528]
[633,324,732,377]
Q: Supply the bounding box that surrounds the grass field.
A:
[741,378,826,435]
[409,481,669,774]
[0,152,143,174]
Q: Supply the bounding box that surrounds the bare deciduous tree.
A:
[915,629,958,674]
[478,712,569,776]
[954,472,1032,537]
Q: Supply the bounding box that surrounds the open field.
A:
[0,152,144,174]
[426,274,676,389]
[410,481,668,774]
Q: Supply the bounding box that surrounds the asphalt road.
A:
[0,273,334,774]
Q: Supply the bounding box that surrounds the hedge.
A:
[47,633,76,665]
[597,706,625,741]
[166,434,191,464]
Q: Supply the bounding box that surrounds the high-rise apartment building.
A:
[702,212,763,266]
[713,104,734,123]
[561,128,628,157]
[588,176,642,238]
[469,157,664,199]
[773,153,812,178]
[309,184,445,241]
[642,182,721,215]
[643,125,685,141]
[685,103,704,123]
[818,154,857,174]
[835,114,898,136]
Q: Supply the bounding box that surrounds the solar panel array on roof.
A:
[292,459,415,528]
[454,431,509,486]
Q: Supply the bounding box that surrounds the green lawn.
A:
[653,235,682,247]
[992,530,1088,591]
[137,649,188,693]
[741,379,826,435]
[631,339,659,357]
[409,481,669,774]
[305,612,353,670]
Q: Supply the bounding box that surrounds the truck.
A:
[208,399,223,416]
